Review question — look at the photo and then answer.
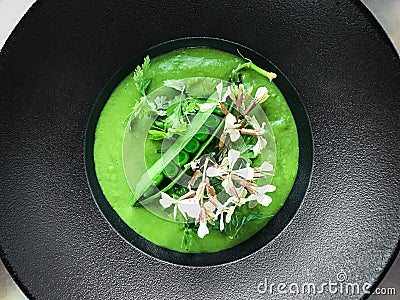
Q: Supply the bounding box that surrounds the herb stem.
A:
[231,55,277,82]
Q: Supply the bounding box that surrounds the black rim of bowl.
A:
[84,37,313,266]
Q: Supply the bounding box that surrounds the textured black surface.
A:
[0,0,399,299]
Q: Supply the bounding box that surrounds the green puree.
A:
[94,48,299,253]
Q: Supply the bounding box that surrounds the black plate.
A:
[0,0,399,299]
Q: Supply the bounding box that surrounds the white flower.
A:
[198,102,216,112]
[212,187,248,231]
[215,188,247,231]
[214,200,236,231]
[198,222,209,238]
[223,113,241,142]
[179,198,202,219]
[246,184,276,207]
[232,163,254,180]
[197,207,209,238]
[253,137,267,157]
[245,115,266,135]
[207,149,256,193]
[253,161,274,178]
[258,161,273,172]
[159,192,201,220]
[216,81,231,102]
[245,115,268,157]
[198,81,230,112]
[254,87,270,104]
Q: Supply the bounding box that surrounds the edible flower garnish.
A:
[129,57,280,244]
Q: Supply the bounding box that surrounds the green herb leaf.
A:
[133,55,152,96]
[165,77,221,98]
[154,96,169,112]
[226,212,271,239]
[181,223,196,250]
[148,130,166,140]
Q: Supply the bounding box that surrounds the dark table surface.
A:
[0,0,398,299]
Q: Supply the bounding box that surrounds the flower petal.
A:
[199,102,216,112]
[227,149,241,168]
[159,193,175,208]
[216,81,223,100]
[233,164,255,180]
[253,136,267,157]
[219,213,224,231]
[197,221,209,238]
[203,201,216,212]
[245,115,265,135]
[227,128,241,142]
[206,166,227,177]
[260,161,274,172]
[256,184,276,193]
[221,175,235,193]
[226,129,240,142]
[221,87,231,102]
[256,194,272,207]
[178,201,201,219]
[224,113,237,129]
[225,196,237,205]
[173,205,178,220]
[225,206,236,223]
[254,87,269,104]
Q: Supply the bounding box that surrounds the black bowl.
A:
[85,37,313,266]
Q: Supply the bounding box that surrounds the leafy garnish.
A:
[165,77,221,98]
[226,213,271,239]
[144,95,168,117]
[148,93,190,140]
[133,55,152,96]
[164,79,185,92]
[148,122,187,140]
[124,56,153,123]
[183,99,200,114]
[181,222,197,250]
[166,99,184,128]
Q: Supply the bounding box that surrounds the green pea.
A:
[163,161,180,178]
[184,138,200,154]
[213,106,225,116]
[175,151,190,167]
[194,126,209,141]
[205,114,221,129]
[152,172,165,186]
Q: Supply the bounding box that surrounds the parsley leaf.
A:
[164,77,220,98]
[148,96,169,116]
[133,55,152,96]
